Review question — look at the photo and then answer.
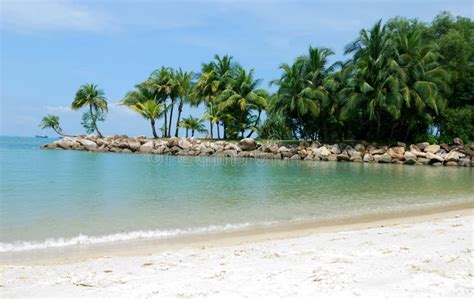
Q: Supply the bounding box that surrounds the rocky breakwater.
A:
[42,135,474,167]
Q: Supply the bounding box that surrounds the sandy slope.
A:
[1,214,473,298]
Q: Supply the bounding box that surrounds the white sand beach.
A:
[1,211,473,298]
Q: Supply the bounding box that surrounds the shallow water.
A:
[0,136,473,252]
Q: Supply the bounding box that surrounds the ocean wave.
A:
[0,223,255,253]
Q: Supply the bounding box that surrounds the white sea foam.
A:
[0,223,255,253]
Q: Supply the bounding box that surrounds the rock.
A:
[238,138,257,151]
[445,150,464,162]
[431,162,443,167]
[254,152,274,159]
[453,138,464,146]
[363,153,373,162]
[370,147,386,155]
[403,152,417,164]
[329,144,341,154]
[314,146,331,159]
[373,155,381,163]
[167,137,179,147]
[128,139,141,151]
[440,143,450,152]
[289,154,302,160]
[426,152,444,163]
[178,139,193,150]
[458,158,471,167]
[354,144,365,152]
[122,148,132,153]
[327,154,338,161]
[260,143,279,154]
[470,144,474,151]
[396,142,406,148]
[410,144,421,152]
[417,142,430,151]
[337,152,350,161]
[80,139,98,151]
[297,149,308,159]
[388,147,405,160]
[139,141,154,153]
[424,144,440,153]
[345,146,358,157]
[379,153,392,163]
[350,152,363,162]
[223,149,237,157]
[445,161,458,166]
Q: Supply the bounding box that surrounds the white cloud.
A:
[109,102,136,116]
[0,0,113,32]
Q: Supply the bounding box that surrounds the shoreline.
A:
[2,200,472,266]
[2,208,473,297]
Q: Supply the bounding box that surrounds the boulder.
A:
[379,153,392,163]
[314,146,331,159]
[80,139,98,151]
[349,152,363,162]
[329,144,341,154]
[354,144,365,152]
[238,138,257,151]
[370,147,387,155]
[337,152,350,161]
[417,142,430,151]
[122,148,132,154]
[403,151,417,164]
[289,154,302,160]
[445,161,458,166]
[417,158,430,165]
[424,144,440,153]
[363,153,373,162]
[453,138,464,146]
[178,139,193,150]
[445,150,464,162]
[426,152,444,163]
[373,155,382,163]
[327,154,338,161]
[388,147,405,160]
[139,141,154,153]
[128,139,141,151]
[167,137,179,148]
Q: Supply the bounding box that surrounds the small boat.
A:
[35,135,48,138]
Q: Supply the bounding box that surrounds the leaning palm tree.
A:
[71,83,108,137]
[120,86,164,138]
[129,100,163,139]
[194,62,218,138]
[39,114,74,137]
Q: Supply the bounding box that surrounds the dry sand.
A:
[1,211,473,298]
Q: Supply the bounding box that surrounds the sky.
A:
[1,0,472,137]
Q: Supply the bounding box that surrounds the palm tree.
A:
[174,69,195,137]
[180,115,206,137]
[121,87,163,138]
[143,67,176,137]
[71,83,108,138]
[391,23,449,140]
[39,114,74,137]
[194,62,218,138]
[217,67,268,138]
[343,20,403,140]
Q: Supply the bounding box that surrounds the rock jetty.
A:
[42,135,474,167]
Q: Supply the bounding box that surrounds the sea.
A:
[0,136,472,253]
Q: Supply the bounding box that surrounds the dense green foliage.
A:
[43,12,471,143]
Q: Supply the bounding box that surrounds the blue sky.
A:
[1,0,472,137]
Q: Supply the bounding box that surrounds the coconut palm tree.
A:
[174,69,195,137]
[194,62,218,138]
[121,87,163,138]
[180,115,206,137]
[39,114,74,137]
[143,67,176,137]
[343,20,403,140]
[71,83,108,137]
[217,67,268,138]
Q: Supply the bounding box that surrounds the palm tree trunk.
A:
[223,123,227,139]
[246,110,262,138]
[151,119,158,139]
[216,121,221,139]
[53,128,75,138]
[209,119,213,139]
[168,98,175,137]
[163,102,168,137]
[174,99,184,137]
[90,104,103,138]
[186,129,189,138]
[192,129,195,137]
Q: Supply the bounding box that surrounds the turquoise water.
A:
[0,136,473,252]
